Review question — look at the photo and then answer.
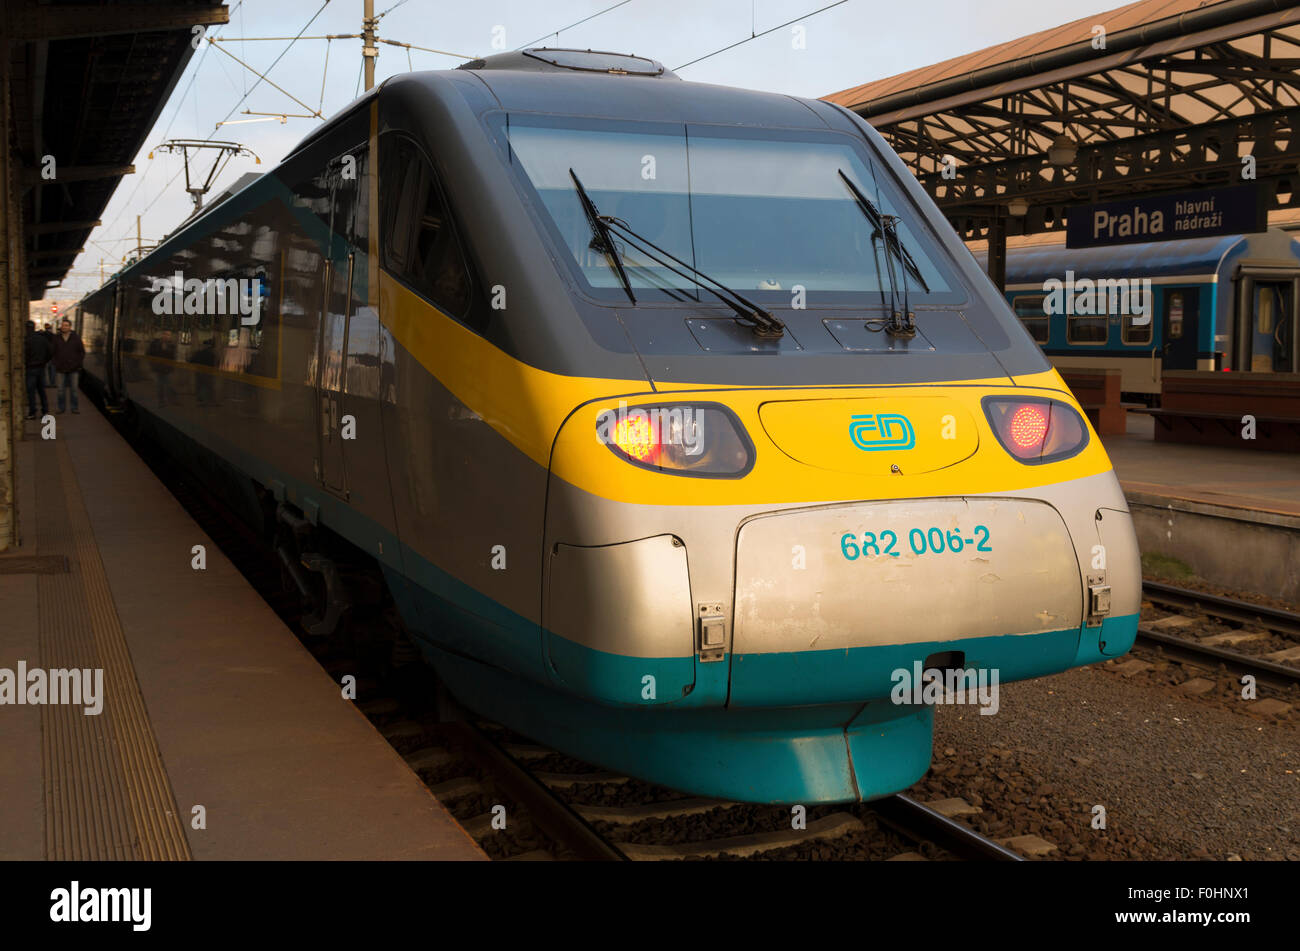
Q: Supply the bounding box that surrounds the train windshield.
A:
[500,115,964,306]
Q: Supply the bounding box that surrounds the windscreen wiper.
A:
[599,215,786,339]
[839,169,929,339]
[568,168,785,339]
[570,169,636,304]
[838,170,930,293]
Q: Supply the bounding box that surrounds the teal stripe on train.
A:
[729,614,1139,707]
[425,640,935,803]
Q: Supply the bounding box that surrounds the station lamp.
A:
[1047,133,1077,167]
[1007,197,1030,217]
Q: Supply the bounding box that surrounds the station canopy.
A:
[824,0,1300,245]
[4,0,229,299]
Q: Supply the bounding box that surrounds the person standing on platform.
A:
[41,322,56,386]
[51,317,86,414]
[24,320,52,420]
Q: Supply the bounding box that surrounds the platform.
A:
[1103,412,1300,603]
[0,408,484,861]
[1105,413,1300,518]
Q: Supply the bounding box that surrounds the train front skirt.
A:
[416,614,1138,805]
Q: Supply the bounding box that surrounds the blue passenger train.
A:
[982,228,1300,398]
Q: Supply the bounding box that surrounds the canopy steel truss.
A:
[826,0,1300,245]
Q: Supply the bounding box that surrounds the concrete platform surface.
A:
[1104,413,1300,517]
[0,409,484,861]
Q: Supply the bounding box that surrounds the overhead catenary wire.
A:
[375,0,412,20]
[201,35,338,41]
[207,0,332,131]
[674,0,848,70]
[378,37,473,60]
[320,38,332,111]
[104,2,324,220]
[207,39,325,120]
[514,0,635,51]
[99,1,241,238]
[215,34,472,60]
[209,46,245,95]
[84,0,324,293]
[89,4,241,291]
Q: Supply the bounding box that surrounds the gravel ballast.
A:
[914,661,1300,860]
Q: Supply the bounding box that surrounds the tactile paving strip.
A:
[34,439,190,860]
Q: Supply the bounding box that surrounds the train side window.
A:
[379,134,471,318]
[1012,295,1049,344]
[1121,310,1152,345]
[1067,314,1108,345]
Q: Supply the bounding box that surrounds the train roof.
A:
[283,54,843,172]
[459,48,677,78]
[445,46,835,129]
[450,68,833,130]
[979,229,1300,284]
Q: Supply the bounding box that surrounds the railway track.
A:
[1138,582,1300,692]
[870,794,1024,861]
[384,712,1025,861]
[1144,581,1300,639]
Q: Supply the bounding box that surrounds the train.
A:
[981,228,1300,399]
[71,48,1141,805]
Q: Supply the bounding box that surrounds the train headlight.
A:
[612,413,659,463]
[596,403,755,477]
[981,396,1088,464]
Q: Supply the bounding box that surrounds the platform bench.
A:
[1136,371,1300,452]
[1059,367,1127,436]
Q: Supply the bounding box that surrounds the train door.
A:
[313,149,364,497]
[1248,281,1296,373]
[1160,287,1200,371]
[108,282,124,401]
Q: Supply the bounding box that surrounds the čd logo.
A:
[849,413,915,451]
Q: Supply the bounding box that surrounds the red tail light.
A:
[1008,404,1049,450]
[982,397,1088,464]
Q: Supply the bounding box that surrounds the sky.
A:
[56,0,1120,298]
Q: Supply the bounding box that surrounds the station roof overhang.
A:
[824,0,1300,244]
[4,0,230,299]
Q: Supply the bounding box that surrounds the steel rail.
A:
[439,719,629,862]
[1143,581,1300,638]
[870,794,1024,861]
[1135,627,1300,691]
